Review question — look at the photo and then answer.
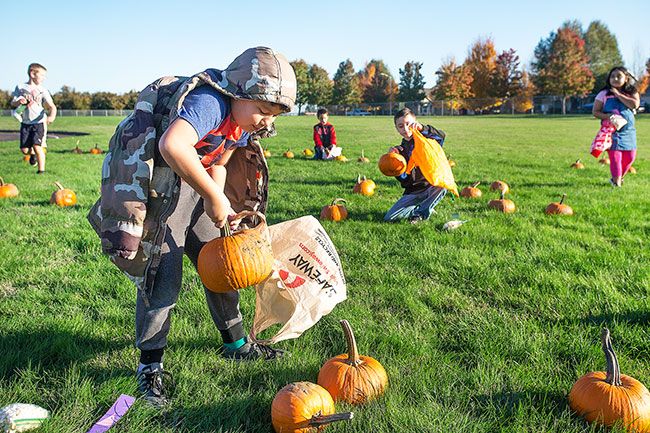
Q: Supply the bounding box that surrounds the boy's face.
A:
[231,100,284,133]
[318,113,328,124]
[395,114,417,139]
[30,68,47,85]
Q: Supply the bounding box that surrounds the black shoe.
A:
[29,154,36,166]
[222,340,286,361]
[409,215,424,225]
[136,363,173,407]
[36,170,45,175]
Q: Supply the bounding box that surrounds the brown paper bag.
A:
[250,216,347,344]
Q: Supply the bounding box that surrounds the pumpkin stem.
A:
[559,193,567,205]
[601,328,622,387]
[54,181,64,191]
[331,198,347,206]
[500,191,505,200]
[340,319,361,365]
[576,159,581,164]
[0,177,4,186]
[309,412,354,427]
[356,174,361,183]
[361,150,365,158]
[471,181,480,188]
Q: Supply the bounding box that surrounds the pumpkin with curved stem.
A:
[89,144,103,154]
[303,148,314,157]
[320,198,348,222]
[569,328,650,432]
[545,193,574,215]
[352,175,376,196]
[571,159,585,169]
[284,149,294,159]
[0,177,19,199]
[317,320,388,404]
[72,140,84,154]
[599,156,610,165]
[490,180,510,194]
[50,182,77,207]
[197,211,273,293]
[488,191,516,213]
[357,150,370,163]
[271,382,353,433]
[378,152,407,177]
[460,181,482,198]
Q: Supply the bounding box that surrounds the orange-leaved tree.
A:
[463,37,497,112]
[432,58,473,112]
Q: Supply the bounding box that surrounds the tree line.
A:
[1,20,648,114]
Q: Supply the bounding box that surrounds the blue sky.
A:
[2,0,648,93]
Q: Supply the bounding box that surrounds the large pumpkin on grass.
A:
[545,193,573,216]
[271,382,353,433]
[317,320,388,404]
[378,152,407,176]
[0,177,19,198]
[488,191,515,213]
[352,175,376,196]
[197,211,273,293]
[320,198,348,222]
[569,328,650,432]
[50,182,77,207]
[460,182,482,198]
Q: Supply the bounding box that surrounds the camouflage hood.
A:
[211,46,296,112]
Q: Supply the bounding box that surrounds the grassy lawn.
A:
[0,114,648,432]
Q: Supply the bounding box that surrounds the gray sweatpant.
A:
[135,180,246,351]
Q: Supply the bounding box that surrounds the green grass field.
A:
[0,114,648,433]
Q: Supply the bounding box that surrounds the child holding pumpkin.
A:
[88,47,296,407]
[592,66,640,187]
[384,108,447,224]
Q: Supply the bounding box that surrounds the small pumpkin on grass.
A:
[197,211,273,293]
[320,198,348,222]
[628,166,637,174]
[571,159,585,169]
[568,328,650,432]
[352,175,376,196]
[599,156,610,165]
[271,382,353,433]
[335,155,348,162]
[22,154,31,162]
[460,181,482,198]
[303,148,314,157]
[357,150,370,163]
[545,193,573,216]
[72,140,84,154]
[89,144,103,154]
[284,149,295,159]
[0,177,19,198]
[263,147,272,158]
[490,180,510,194]
[317,319,388,404]
[488,191,516,213]
[50,182,77,207]
[448,157,456,168]
[378,152,406,177]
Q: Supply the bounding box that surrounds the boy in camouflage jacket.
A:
[88,47,296,406]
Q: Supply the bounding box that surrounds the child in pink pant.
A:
[607,149,637,180]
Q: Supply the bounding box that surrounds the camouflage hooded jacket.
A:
[87,47,296,304]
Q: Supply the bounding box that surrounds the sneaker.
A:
[609,178,620,188]
[29,154,36,166]
[136,363,173,407]
[408,215,424,225]
[36,170,45,175]
[222,340,286,361]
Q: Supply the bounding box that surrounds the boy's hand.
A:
[407,121,423,131]
[46,116,55,124]
[204,192,233,228]
[17,96,28,105]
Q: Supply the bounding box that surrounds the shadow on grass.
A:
[0,326,130,379]
[473,388,568,422]
[578,311,650,327]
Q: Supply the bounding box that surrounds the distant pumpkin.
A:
[571,159,585,169]
[357,150,370,163]
[303,148,314,157]
[284,149,294,159]
[352,175,376,196]
[90,144,103,154]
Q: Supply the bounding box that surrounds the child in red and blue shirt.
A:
[313,108,337,159]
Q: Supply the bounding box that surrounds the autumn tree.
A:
[306,64,333,107]
[432,58,473,111]
[463,37,497,111]
[532,27,594,114]
[584,20,624,91]
[514,71,536,113]
[53,86,91,109]
[490,49,522,99]
[398,61,426,102]
[637,58,650,95]
[290,59,309,114]
[331,59,362,105]
[358,60,397,103]
[90,92,124,109]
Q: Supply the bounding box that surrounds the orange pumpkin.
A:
[317,320,388,404]
[352,175,376,196]
[271,382,353,433]
[197,211,273,293]
[335,155,348,162]
[303,148,314,157]
[284,149,295,159]
[22,154,31,162]
[448,159,456,168]
[263,148,272,158]
[545,193,573,216]
[571,159,585,169]
[599,156,610,165]
[488,191,516,213]
[90,144,103,154]
[320,198,348,222]
[490,180,510,194]
[569,328,650,432]
[0,177,19,199]
[378,152,407,177]
[50,182,77,207]
[628,166,637,175]
[357,150,370,163]
[460,181,482,198]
